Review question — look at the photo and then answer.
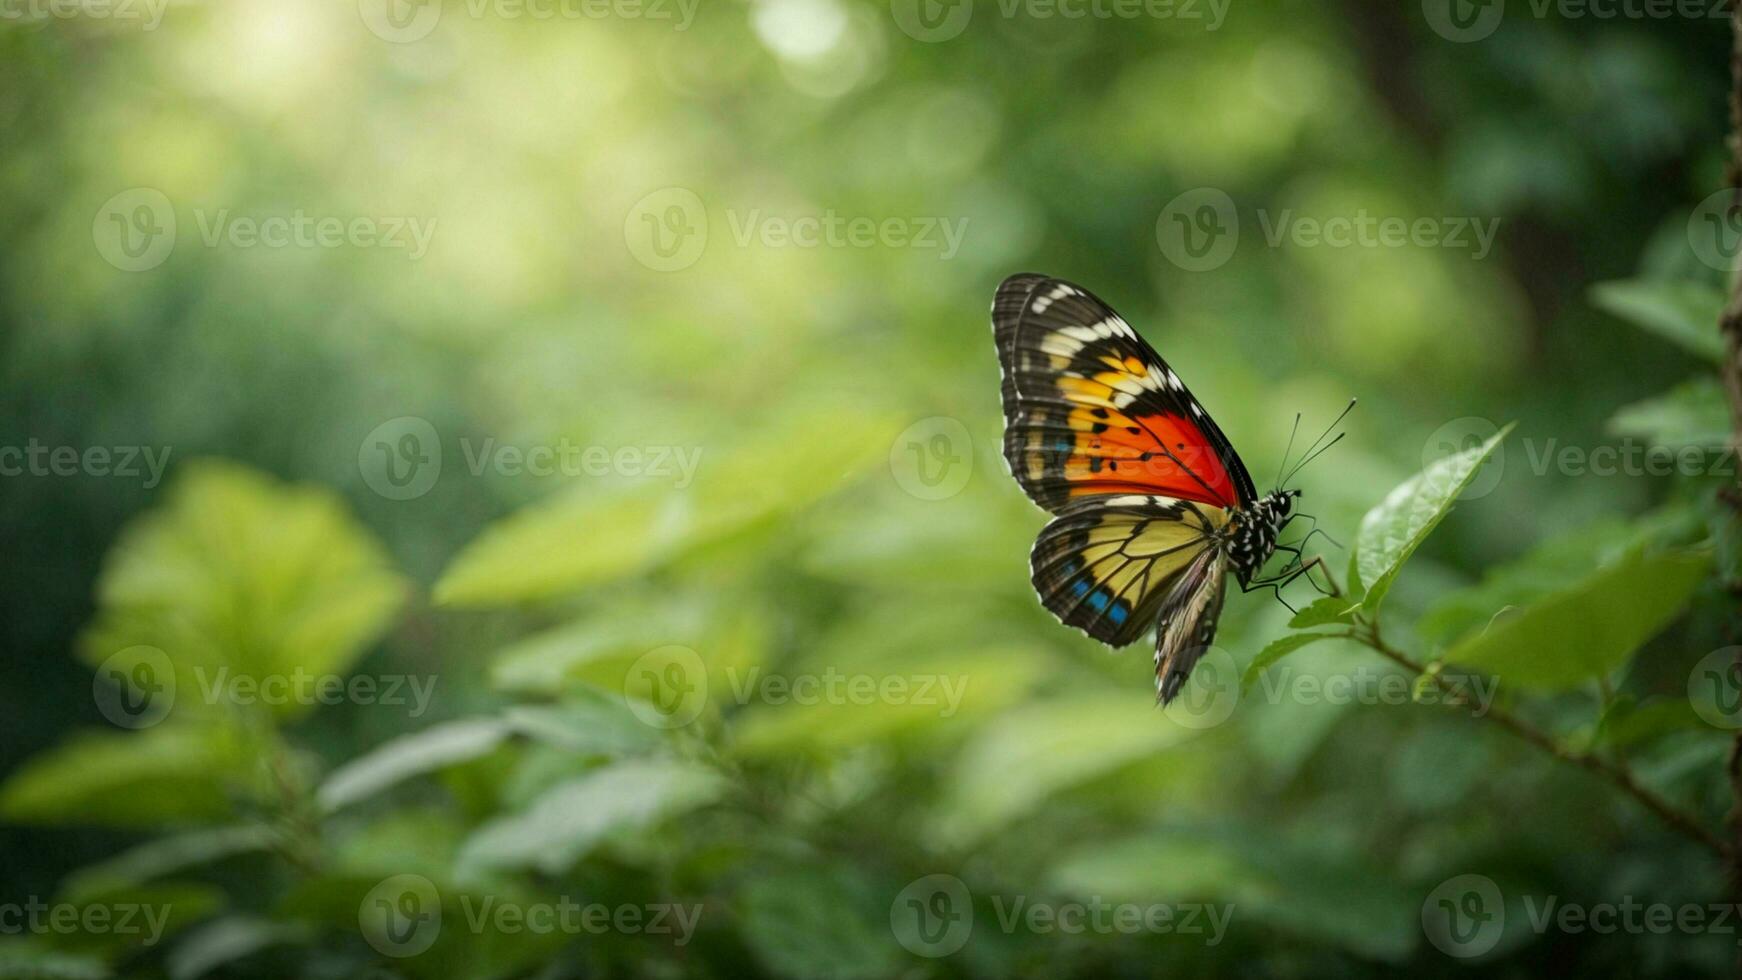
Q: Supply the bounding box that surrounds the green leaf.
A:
[932,694,1198,846]
[165,918,307,980]
[1049,831,1417,962]
[729,646,1043,756]
[1288,597,1358,629]
[1352,424,1512,614]
[1446,548,1711,690]
[434,411,895,606]
[1242,633,1338,693]
[62,825,276,901]
[456,759,724,877]
[738,867,904,980]
[503,694,662,757]
[0,941,110,980]
[0,726,254,828]
[318,718,512,813]
[78,460,406,722]
[1609,377,1731,451]
[1596,697,1715,747]
[1589,279,1724,362]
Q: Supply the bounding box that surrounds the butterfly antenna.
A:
[1282,399,1356,487]
[1274,412,1302,491]
[1283,431,1347,486]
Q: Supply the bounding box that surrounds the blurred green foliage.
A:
[4,0,1742,977]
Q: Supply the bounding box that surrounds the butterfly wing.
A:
[993,274,1258,514]
[1153,547,1229,705]
[1029,494,1231,649]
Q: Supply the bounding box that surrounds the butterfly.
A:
[992,274,1342,704]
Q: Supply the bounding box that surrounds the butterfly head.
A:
[1260,488,1300,528]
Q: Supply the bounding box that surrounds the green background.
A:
[3,0,1741,976]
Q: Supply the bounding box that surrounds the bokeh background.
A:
[3,0,1742,976]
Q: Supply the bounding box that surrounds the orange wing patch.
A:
[1035,357,1237,508]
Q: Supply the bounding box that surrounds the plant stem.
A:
[1352,621,1729,859]
[1721,1,1742,930]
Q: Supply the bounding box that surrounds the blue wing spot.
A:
[1053,438,1072,453]
[1086,589,1111,612]
[1108,603,1129,626]
[1071,579,1090,598]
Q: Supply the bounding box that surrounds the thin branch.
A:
[1356,622,1729,860]
[1721,0,1742,922]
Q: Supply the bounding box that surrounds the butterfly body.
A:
[992,274,1310,704]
